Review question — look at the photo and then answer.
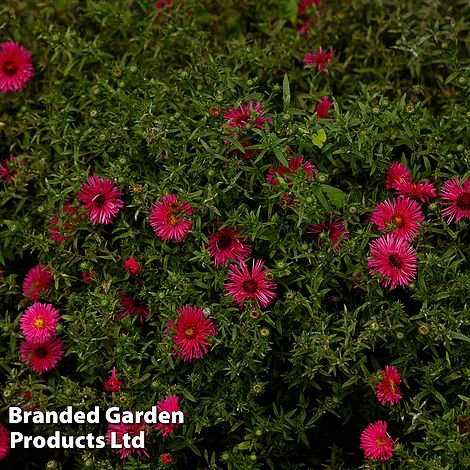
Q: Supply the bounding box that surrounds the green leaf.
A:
[181,389,197,402]
[238,441,252,450]
[445,71,460,85]
[283,0,298,24]
[449,331,470,343]
[312,129,326,148]
[320,184,346,207]
[283,73,291,108]
[274,147,289,166]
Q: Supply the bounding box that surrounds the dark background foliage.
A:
[1,0,469,468]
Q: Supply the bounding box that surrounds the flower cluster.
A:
[19,307,64,374]
[368,162,469,289]
[359,366,402,461]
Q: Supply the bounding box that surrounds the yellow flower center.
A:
[391,215,404,228]
[375,438,385,447]
[167,214,178,227]
[184,327,196,339]
[33,317,46,330]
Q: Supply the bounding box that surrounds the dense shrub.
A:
[1,0,469,468]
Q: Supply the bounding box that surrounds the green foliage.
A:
[0,0,469,468]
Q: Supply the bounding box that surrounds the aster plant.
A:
[1,0,469,468]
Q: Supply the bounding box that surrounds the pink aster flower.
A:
[308,219,349,250]
[168,305,217,361]
[20,338,64,374]
[161,453,174,465]
[374,365,403,406]
[124,256,140,276]
[20,302,60,343]
[106,420,150,459]
[360,421,397,461]
[103,367,122,393]
[0,423,9,461]
[77,175,124,225]
[155,395,184,437]
[0,154,24,183]
[266,155,316,186]
[149,194,193,242]
[225,259,277,308]
[223,100,272,129]
[368,233,417,289]
[370,197,424,241]
[440,177,470,224]
[49,203,83,244]
[118,293,149,322]
[316,96,334,119]
[298,16,318,35]
[207,227,251,267]
[82,269,94,283]
[304,47,333,72]
[298,0,321,16]
[385,162,436,201]
[0,42,34,93]
[156,0,172,15]
[22,264,52,302]
[297,0,320,34]
[395,180,437,202]
[385,162,412,191]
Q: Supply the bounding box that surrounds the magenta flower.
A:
[23,264,52,302]
[118,293,149,322]
[223,100,272,129]
[298,16,318,35]
[225,259,277,308]
[0,423,10,461]
[106,420,149,459]
[20,338,64,374]
[370,197,424,241]
[308,219,349,250]
[0,42,33,93]
[103,367,122,393]
[20,302,60,343]
[161,453,174,464]
[168,305,217,362]
[360,421,397,461]
[440,177,470,224]
[149,194,193,242]
[304,47,333,72]
[298,0,321,16]
[374,365,403,406]
[49,203,83,244]
[316,96,334,118]
[124,256,140,276]
[386,162,436,201]
[155,395,184,437]
[385,162,412,191]
[396,179,437,202]
[368,233,417,289]
[266,155,316,186]
[78,175,124,225]
[207,227,251,267]
[0,154,24,183]
[155,0,172,14]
